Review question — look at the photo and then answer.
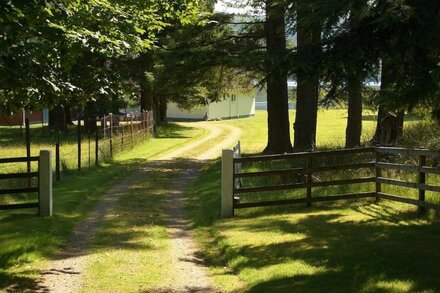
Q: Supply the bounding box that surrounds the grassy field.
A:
[217,109,374,153]
[185,160,440,292]
[0,122,206,290]
[217,109,421,153]
[1,109,438,291]
[181,110,440,292]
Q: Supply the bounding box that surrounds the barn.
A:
[167,89,256,121]
[0,109,49,126]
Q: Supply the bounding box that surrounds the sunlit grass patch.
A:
[185,159,440,292]
[361,278,418,293]
[218,109,422,153]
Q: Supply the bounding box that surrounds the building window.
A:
[231,94,236,102]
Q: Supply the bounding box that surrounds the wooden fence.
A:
[221,145,440,217]
[0,150,53,216]
[375,147,440,211]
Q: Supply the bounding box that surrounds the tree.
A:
[345,0,440,122]
[345,76,363,148]
[343,3,369,148]
[1,0,201,115]
[264,0,293,153]
[293,0,322,151]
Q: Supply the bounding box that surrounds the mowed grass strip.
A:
[80,166,174,292]
[0,122,205,290]
[185,160,440,292]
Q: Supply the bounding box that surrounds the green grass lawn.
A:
[182,111,440,292]
[218,109,420,153]
[185,160,440,292]
[0,109,436,291]
[0,122,205,290]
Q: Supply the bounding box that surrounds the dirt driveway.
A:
[36,121,240,292]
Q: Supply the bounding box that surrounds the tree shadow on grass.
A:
[155,122,198,139]
[183,158,440,291]
[214,208,440,292]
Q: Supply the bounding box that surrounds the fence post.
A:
[130,116,134,143]
[222,149,234,218]
[77,118,81,171]
[375,149,382,202]
[306,156,313,207]
[121,124,124,150]
[25,118,31,187]
[418,155,426,212]
[55,133,60,181]
[95,131,99,166]
[103,115,106,139]
[109,113,113,158]
[39,150,53,217]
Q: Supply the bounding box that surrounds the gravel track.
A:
[35,122,240,292]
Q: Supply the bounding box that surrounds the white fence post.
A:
[233,141,242,189]
[222,149,234,218]
[39,150,53,216]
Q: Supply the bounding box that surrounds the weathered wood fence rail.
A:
[0,150,53,216]
[222,145,440,217]
[375,147,440,211]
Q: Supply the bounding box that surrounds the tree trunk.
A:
[345,76,363,148]
[373,104,387,143]
[293,2,321,151]
[140,83,154,112]
[373,57,406,145]
[263,0,292,154]
[65,107,74,125]
[153,95,161,125]
[139,53,154,113]
[83,102,98,133]
[159,98,167,123]
[395,110,404,139]
[48,106,67,132]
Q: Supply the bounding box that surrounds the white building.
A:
[167,89,256,121]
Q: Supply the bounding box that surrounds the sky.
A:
[214,0,262,15]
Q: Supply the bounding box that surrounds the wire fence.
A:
[0,111,153,205]
[54,111,155,179]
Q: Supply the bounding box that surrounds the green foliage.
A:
[0,0,201,112]
[145,12,262,110]
[292,0,440,116]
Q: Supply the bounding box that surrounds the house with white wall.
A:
[167,88,256,121]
